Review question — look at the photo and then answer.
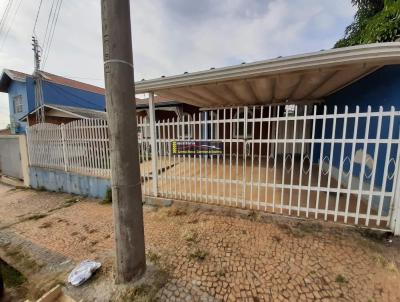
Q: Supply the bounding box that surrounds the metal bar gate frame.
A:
[138,102,400,233]
[25,102,400,234]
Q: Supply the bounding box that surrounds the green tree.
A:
[335,0,400,48]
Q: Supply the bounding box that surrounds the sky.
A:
[0,0,356,129]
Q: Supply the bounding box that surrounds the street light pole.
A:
[100,0,146,283]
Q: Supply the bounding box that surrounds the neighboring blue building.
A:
[0,69,106,134]
[313,65,400,213]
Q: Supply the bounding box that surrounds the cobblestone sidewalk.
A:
[0,184,399,301]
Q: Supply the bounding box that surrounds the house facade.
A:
[0,69,106,134]
[0,69,200,133]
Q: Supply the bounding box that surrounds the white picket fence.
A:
[26,104,400,231]
[27,119,111,177]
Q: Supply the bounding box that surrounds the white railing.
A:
[26,104,400,231]
[26,118,154,193]
[153,105,400,230]
[27,119,111,178]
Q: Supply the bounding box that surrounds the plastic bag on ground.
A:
[68,260,101,286]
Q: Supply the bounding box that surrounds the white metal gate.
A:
[25,104,400,232]
[138,104,400,230]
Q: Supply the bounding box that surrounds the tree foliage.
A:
[335,0,400,48]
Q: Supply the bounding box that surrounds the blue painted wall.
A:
[7,80,31,133]
[25,78,105,111]
[315,65,400,193]
[6,76,105,134]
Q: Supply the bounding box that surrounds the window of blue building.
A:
[13,95,23,113]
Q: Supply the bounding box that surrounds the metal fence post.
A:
[149,92,158,196]
[390,155,400,235]
[61,124,68,172]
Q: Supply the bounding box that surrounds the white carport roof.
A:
[135,43,400,108]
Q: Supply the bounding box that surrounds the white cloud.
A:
[0,0,355,128]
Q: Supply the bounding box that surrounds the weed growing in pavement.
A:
[63,198,79,207]
[217,267,227,277]
[189,249,208,261]
[335,274,348,284]
[167,206,187,217]
[103,188,112,204]
[147,250,161,264]
[185,231,199,245]
[0,259,27,287]
[117,268,169,302]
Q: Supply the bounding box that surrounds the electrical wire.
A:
[0,0,13,37]
[0,0,23,49]
[42,0,56,52]
[42,0,63,68]
[43,0,62,67]
[32,0,43,36]
[42,0,57,56]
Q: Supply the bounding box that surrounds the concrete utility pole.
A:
[0,263,4,299]
[32,36,45,123]
[100,0,146,283]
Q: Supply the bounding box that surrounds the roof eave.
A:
[19,104,88,121]
[0,69,27,92]
[134,43,400,94]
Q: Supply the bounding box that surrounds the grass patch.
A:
[103,188,112,204]
[335,274,348,284]
[118,268,169,302]
[63,198,79,207]
[189,249,208,261]
[0,259,27,288]
[4,247,41,273]
[356,228,389,242]
[372,254,398,272]
[167,206,187,217]
[247,210,261,222]
[217,268,227,277]
[276,222,293,234]
[296,222,323,234]
[184,231,199,244]
[147,251,161,264]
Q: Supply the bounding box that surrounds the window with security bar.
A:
[13,95,23,113]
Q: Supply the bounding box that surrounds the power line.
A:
[42,0,56,52]
[43,0,63,68]
[42,0,58,55]
[0,0,23,49]
[32,0,43,36]
[0,0,13,38]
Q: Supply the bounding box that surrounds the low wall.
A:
[29,166,111,199]
[0,135,30,186]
